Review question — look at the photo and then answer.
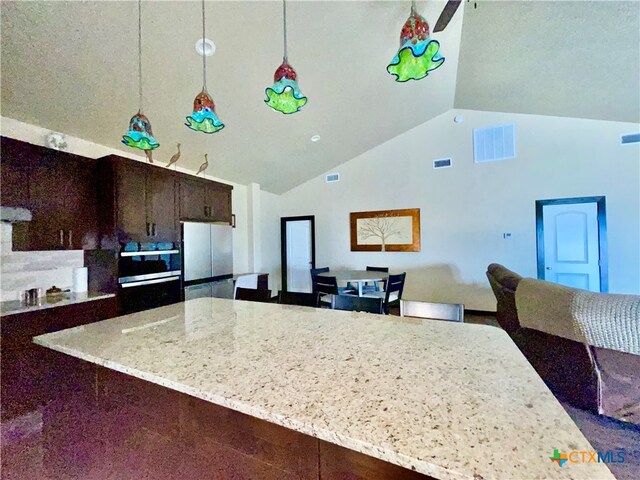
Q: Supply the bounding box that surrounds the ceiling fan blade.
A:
[433,0,462,32]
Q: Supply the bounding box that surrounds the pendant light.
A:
[122,0,160,152]
[264,0,307,114]
[185,0,224,133]
[387,1,445,82]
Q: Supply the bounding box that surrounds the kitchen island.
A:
[33,297,613,479]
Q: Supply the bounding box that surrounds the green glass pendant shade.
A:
[122,112,159,151]
[387,8,444,82]
[185,90,225,134]
[265,61,307,114]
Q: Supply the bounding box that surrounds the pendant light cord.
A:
[138,0,143,113]
[202,0,207,92]
[411,0,416,15]
[282,0,288,61]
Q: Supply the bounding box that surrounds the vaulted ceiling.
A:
[2,1,638,193]
[455,0,640,123]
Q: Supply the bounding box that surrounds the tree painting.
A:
[357,214,401,252]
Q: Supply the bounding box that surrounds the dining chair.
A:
[331,295,384,314]
[278,290,320,308]
[311,267,330,293]
[363,266,389,292]
[235,287,272,303]
[364,272,406,314]
[234,274,258,299]
[400,300,464,322]
[314,275,339,307]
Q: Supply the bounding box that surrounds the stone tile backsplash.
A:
[0,223,84,302]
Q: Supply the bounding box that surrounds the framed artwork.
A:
[350,208,420,252]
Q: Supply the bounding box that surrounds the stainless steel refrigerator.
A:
[182,222,234,300]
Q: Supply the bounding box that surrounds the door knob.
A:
[546,266,552,270]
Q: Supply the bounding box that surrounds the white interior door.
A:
[542,202,601,291]
[286,220,312,293]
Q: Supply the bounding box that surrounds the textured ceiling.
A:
[1,1,463,193]
[455,0,640,123]
[2,1,638,194]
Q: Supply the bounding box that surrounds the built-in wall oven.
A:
[118,242,182,314]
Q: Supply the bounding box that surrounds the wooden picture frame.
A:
[350,208,420,252]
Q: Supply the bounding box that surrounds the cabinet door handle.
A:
[204,206,208,217]
[146,222,150,236]
[59,229,64,247]
[68,230,73,248]
[152,223,156,237]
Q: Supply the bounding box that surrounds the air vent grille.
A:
[473,123,516,163]
[433,158,452,169]
[621,133,640,145]
[325,173,340,183]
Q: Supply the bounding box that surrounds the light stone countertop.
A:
[34,298,613,480]
[1,291,116,317]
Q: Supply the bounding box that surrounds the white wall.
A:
[260,190,284,294]
[0,116,250,276]
[279,109,640,310]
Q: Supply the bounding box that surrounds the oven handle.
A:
[120,276,181,289]
[120,250,180,257]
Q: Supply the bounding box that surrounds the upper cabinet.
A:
[178,176,207,221]
[207,185,232,223]
[0,139,30,209]
[97,156,179,245]
[178,175,232,223]
[96,156,231,247]
[0,137,98,251]
[0,138,233,252]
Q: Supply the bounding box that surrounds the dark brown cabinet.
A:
[0,297,118,421]
[1,138,233,251]
[178,175,232,223]
[112,159,148,242]
[207,185,232,222]
[98,156,179,245]
[0,140,30,208]
[0,137,98,251]
[148,170,179,241]
[179,177,207,221]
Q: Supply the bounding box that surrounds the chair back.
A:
[310,267,330,277]
[235,287,272,303]
[234,274,258,298]
[365,266,389,290]
[400,300,464,322]
[310,267,330,294]
[366,266,389,273]
[278,291,320,308]
[314,275,339,295]
[384,272,406,302]
[332,295,383,314]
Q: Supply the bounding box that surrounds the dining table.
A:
[317,270,389,296]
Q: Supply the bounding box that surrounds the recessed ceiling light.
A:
[453,115,464,124]
[310,135,321,142]
[195,38,216,57]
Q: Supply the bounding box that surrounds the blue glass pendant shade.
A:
[122,112,160,150]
